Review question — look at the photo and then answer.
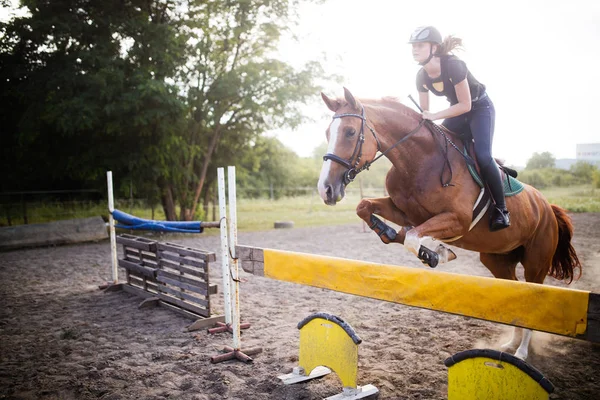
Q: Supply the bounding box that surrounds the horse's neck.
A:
[366,104,438,170]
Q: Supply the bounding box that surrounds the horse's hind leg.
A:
[509,228,557,360]
[479,252,531,358]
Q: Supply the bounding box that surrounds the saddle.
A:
[428,123,524,242]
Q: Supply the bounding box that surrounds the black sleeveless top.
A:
[416,55,486,105]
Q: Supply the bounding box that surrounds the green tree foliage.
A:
[171,0,324,220]
[1,0,187,195]
[593,170,600,189]
[1,0,327,221]
[525,152,555,170]
[569,161,598,181]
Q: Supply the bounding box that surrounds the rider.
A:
[409,26,510,231]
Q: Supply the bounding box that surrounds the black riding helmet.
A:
[409,26,442,66]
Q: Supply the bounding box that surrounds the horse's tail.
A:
[550,205,582,283]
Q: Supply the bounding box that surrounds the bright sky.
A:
[273,0,600,167]
[3,1,598,167]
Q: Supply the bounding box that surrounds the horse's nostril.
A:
[325,185,333,199]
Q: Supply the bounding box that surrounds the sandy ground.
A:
[1,213,599,400]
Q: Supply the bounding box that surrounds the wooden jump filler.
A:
[278,312,378,400]
[444,349,554,400]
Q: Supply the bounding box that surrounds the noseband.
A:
[323,106,425,185]
[323,106,381,185]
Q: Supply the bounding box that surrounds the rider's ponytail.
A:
[436,35,463,55]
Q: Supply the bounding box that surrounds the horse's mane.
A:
[359,96,421,120]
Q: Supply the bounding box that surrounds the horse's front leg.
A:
[356,197,412,245]
[404,212,465,268]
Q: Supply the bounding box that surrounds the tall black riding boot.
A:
[481,163,510,231]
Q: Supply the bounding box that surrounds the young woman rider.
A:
[409,26,510,231]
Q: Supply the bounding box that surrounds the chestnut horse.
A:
[317,88,581,360]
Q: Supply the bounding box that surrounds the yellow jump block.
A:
[445,349,554,400]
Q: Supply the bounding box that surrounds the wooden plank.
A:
[158,251,208,270]
[125,249,158,263]
[118,259,157,279]
[157,269,209,291]
[156,292,210,317]
[187,314,226,331]
[157,242,216,262]
[157,284,209,307]
[138,297,160,309]
[116,235,157,251]
[158,259,208,280]
[208,283,218,295]
[128,275,159,292]
[120,283,156,300]
[156,274,209,297]
[158,301,208,320]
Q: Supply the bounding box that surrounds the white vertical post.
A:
[217,168,233,325]
[107,171,118,284]
[228,166,241,349]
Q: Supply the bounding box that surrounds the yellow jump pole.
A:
[237,246,599,342]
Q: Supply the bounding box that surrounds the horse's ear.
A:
[343,87,358,110]
[321,92,341,112]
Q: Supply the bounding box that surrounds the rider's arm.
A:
[419,91,429,111]
[427,79,471,120]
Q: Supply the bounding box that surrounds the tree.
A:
[525,152,555,170]
[1,0,327,222]
[166,0,325,220]
[0,0,188,198]
[570,161,597,182]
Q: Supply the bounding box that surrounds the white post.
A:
[217,168,233,325]
[107,171,118,284]
[228,166,241,349]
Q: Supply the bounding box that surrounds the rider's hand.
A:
[422,110,435,120]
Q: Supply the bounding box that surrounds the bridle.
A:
[322,106,379,185]
[323,106,425,185]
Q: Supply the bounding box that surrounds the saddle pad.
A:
[467,163,525,197]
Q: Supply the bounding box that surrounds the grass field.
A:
[1,185,599,229]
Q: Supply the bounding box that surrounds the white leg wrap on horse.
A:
[404,230,421,256]
[500,327,522,352]
[514,329,532,360]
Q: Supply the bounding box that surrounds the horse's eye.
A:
[345,127,356,137]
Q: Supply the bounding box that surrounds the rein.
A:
[323,106,425,185]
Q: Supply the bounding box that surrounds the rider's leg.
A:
[441,114,468,135]
[469,98,510,231]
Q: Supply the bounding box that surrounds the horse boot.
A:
[418,245,439,268]
[490,206,510,232]
[369,215,397,244]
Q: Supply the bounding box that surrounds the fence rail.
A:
[0,186,388,227]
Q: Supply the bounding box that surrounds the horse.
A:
[317,87,582,360]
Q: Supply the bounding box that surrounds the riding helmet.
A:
[408,26,442,45]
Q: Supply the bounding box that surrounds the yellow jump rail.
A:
[237,246,600,342]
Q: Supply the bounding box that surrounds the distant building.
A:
[576,143,600,166]
[555,143,600,170]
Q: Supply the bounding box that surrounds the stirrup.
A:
[490,207,510,232]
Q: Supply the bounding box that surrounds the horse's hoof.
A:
[435,244,457,263]
[514,348,528,361]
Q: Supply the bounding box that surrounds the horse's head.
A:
[317,88,379,205]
